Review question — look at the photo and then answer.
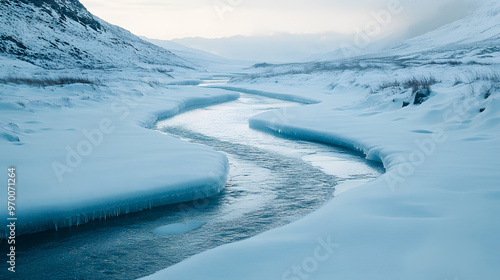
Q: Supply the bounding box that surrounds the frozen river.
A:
[11,87,383,280]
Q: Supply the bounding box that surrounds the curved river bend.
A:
[9,87,383,280]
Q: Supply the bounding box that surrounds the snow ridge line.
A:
[249,117,387,169]
[142,91,240,128]
[206,85,321,104]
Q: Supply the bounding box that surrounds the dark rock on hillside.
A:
[413,89,431,105]
[0,0,191,69]
[19,0,102,31]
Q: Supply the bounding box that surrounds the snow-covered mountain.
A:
[141,37,229,64]
[141,36,254,73]
[390,0,500,57]
[0,0,191,69]
[310,0,500,64]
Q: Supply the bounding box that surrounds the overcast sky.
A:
[79,0,476,40]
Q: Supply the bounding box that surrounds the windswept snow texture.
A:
[142,2,500,279]
[0,0,190,69]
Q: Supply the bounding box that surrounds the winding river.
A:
[11,80,383,280]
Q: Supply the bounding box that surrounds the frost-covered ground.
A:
[0,56,242,237]
[142,2,500,279]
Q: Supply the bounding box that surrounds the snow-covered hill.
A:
[142,36,253,72]
[0,0,191,69]
[310,0,500,64]
[142,37,230,64]
[390,0,500,59]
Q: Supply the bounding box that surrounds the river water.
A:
[8,87,383,280]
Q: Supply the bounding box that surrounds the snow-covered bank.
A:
[0,63,239,237]
[206,85,320,104]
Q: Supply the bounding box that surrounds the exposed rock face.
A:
[413,89,431,105]
[19,0,102,31]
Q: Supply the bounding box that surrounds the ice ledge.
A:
[0,90,238,239]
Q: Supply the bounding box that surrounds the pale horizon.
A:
[79,0,474,41]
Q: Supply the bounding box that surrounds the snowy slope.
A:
[308,0,500,63]
[142,37,229,64]
[306,28,408,62]
[391,0,500,57]
[0,0,191,69]
[142,37,254,73]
